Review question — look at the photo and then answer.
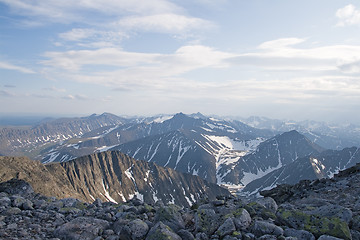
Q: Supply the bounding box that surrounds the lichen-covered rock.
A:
[154,205,185,232]
[276,207,351,240]
[195,208,220,235]
[145,221,181,240]
[128,219,149,240]
[53,217,110,240]
[255,197,278,213]
[304,204,353,224]
[216,218,236,238]
[245,202,276,220]
[284,228,315,240]
[230,208,252,230]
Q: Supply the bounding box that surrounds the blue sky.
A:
[0,0,360,123]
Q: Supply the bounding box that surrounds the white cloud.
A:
[0,61,35,74]
[336,4,360,26]
[258,38,306,50]
[116,13,213,34]
[230,38,360,73]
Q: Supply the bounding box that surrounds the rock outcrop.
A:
[0,151,230,207]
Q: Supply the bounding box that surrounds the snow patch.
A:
[101,179,118,203]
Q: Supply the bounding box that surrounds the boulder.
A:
[154,205,185,232]
[255,197,278,213]
[276,207,351,240]
[53,217,110,240]
[195,208,220,235]
[145,221,181,240]
[231,208,252,230]
[0,178,34,195]
[177,229,195,240]
[284,228,315,240]
[251,220,284,237]
[216,218,236,238]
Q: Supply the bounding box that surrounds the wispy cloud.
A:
[4,84,16,88]
[0,90,15,97]
[42,44,234,87]
[62,94,90,101]
[0,61,35,74]
[230,38,360,73]
[336,4,360,27]
[42,86,66,92]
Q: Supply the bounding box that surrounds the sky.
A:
[0,0,360,123]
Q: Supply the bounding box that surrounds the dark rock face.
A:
[0,151,230,207]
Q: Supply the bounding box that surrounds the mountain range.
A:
[1,112,360,197]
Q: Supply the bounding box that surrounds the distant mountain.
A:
[240,116,360,150]
[243,146,360,195]
[0,151,230,207]
[0,113,126,158]
[218,130,324,188]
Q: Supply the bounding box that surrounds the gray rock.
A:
[304,204,353,224]
[7,223,18,229]
[318,235,344,240]
[22,199,34,210]
[53,217,110,240]
[222,235,238,240]
[276,207,351,240]
[177,229,195,240]
[242,233,256,240]
[61,198,80,207]
[196,232,209,240]
[146,221,182,240]
[255,197,278,213]
[232,208,251,230]
[284,228,315,240]
[0,178,34,195]
[258,235,277,240]
[129,219,149,240]
[195,208,220,235]
[154,205,185,232]
[216,218,235,238]
[351,230,360,240]
[251,220,284,237]
[5,207,21,215]
[0,197,11,207]
[351,215,360,231]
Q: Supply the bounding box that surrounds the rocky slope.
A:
[0,151,229,207]
[2,163,360,239]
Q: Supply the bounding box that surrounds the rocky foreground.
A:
[2,164,360,240]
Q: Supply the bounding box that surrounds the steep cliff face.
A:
[0,151,230,207]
